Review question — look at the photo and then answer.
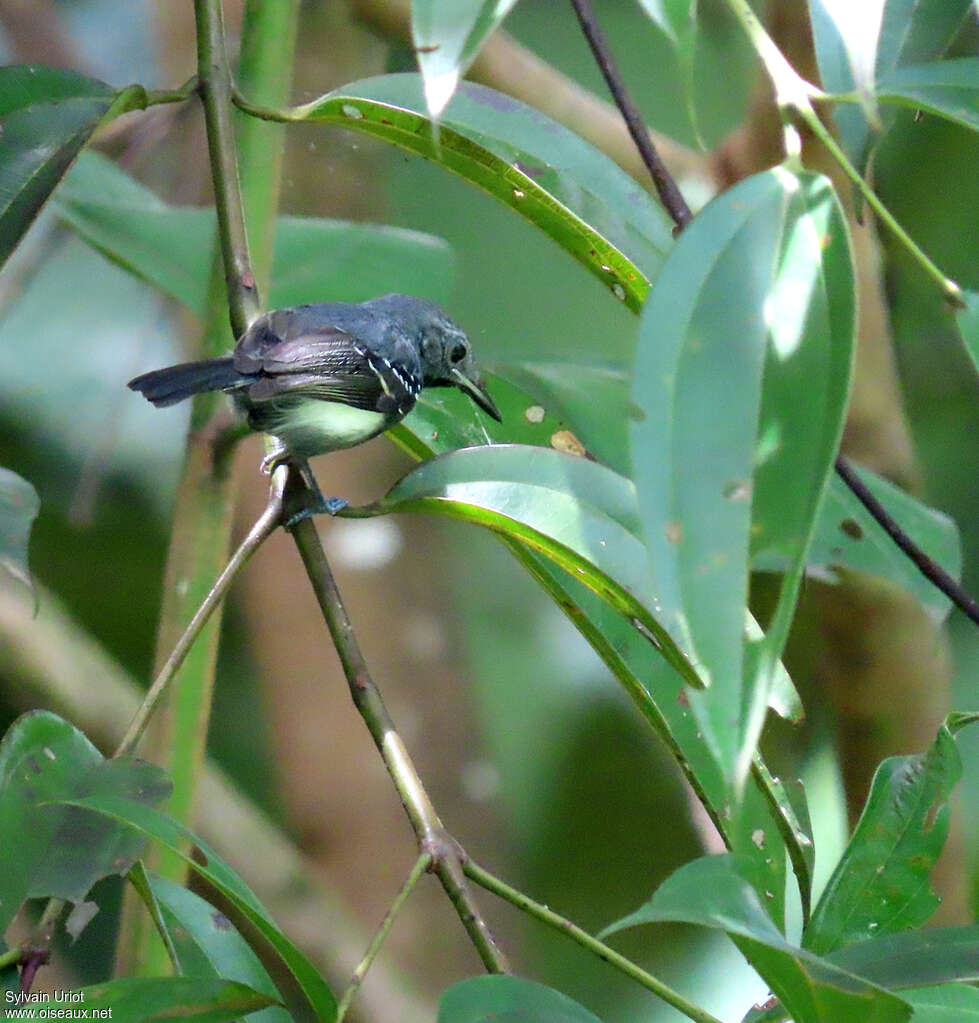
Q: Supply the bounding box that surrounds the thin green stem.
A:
[143,76,199,108]
[114,473,286,759]
[336,853,432,1023]
[0,946,21,971]
[194,0,261,335]
[285,470,508,974]
[465,861,722,1023]
[233,90,308,122]
[719,0,962,306]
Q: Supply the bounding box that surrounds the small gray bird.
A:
[129,294,501,514]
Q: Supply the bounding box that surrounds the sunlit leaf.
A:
[603,854,910,1023]
[804,714,979,955]
[412,0,519,120]
[807,0,973,162]
[630,167,854,788]
[0,711,171,935]
[291,74,674,311]
[0,65,146,269]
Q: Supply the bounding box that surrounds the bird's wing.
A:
[236,315,421,415]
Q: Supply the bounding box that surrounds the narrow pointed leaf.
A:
[0,466,39,592]
[630,167,853,787]
[139,873,291,1023]
[0,711,171,934]
[57,794,337,1023]
[17,978,276,1023]
[292,74,674,311]
[807,0,973,162]
[636,0,700,144]
[0,65,146,268]
[827,926,979,990]
[412,0,519,120]
[439,974,606,1023]
[805,715,979,955]
[603,854,910,1023]
[876,58,979,133]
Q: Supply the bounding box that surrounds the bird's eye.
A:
[450,342,467,363]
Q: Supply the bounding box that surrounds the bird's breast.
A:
[247,396,393,457]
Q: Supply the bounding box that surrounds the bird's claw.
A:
[284,495,348,530]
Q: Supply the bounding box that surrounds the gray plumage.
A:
[129,294,500,460]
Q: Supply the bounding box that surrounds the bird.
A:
[128,294,501,520]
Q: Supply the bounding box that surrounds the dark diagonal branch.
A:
[568,0,692,232]
[570,0,979,628]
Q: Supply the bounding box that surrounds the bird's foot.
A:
[284,495,348,530]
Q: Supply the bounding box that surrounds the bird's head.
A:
[362,294,502,422]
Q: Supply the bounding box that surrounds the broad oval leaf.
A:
[439,975,606,1023]
[630,167,854,787]
[0,466,39,592]
[55,153,455,317]
[16,977,276,1023]
[876,58,979,134]
[902,984,979,1021]
[58,793,337,1023]
[804,715,979,956]
[292,74,674,310]
[602,854,910,1023]
[0,65,145,269]
[0,710,171,935]
[412,0,519,119]
[343,444,705,690]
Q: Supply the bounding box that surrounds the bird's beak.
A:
[451,367,502,422]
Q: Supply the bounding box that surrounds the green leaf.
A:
[411,0,520,119]
[438,974,606,1023]
[758,462,962,621]
[55,152,455,317]
[57,793,337,1023]
[0,65,146,269]
[827,926,979,990]
[0,710,171,934]
[16,977,277,1023]
[0,466,39,592]
[876,58,979,134]
[957,290,979,376]
[804,714,979,955]
[344,443,704,691]
[293,74,674,311]
[808,0,973,162]
[630,167,854,787]
[743,172,854,779]
[140,873,291,1023]
[903,984,979,1021]
[636,0,701,145]
[602,854,910,1023]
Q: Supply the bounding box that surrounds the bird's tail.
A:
[128,357,242,407]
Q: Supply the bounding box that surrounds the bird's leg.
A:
[269,454,347,529]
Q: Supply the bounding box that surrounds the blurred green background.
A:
[1,2,977,1021]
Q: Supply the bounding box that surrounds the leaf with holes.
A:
[0,711,171,936]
